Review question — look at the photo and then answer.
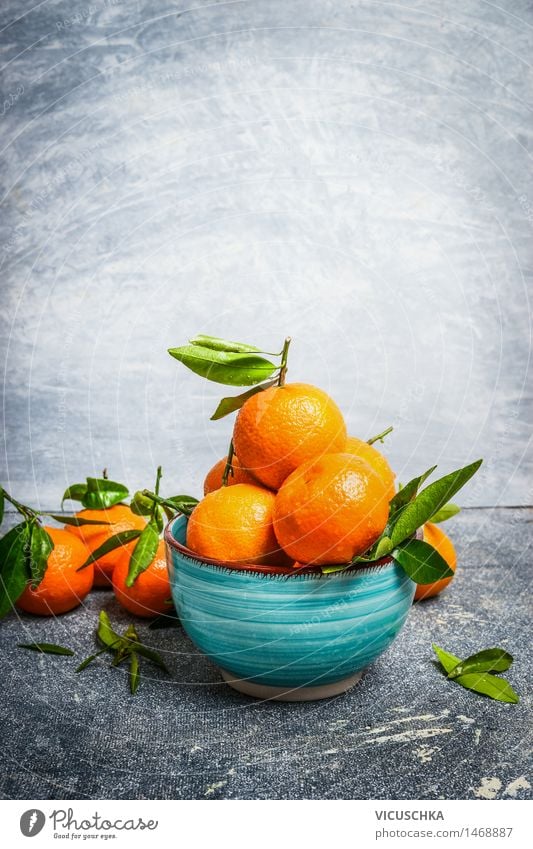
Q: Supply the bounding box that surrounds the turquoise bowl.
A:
[165,515,415,701]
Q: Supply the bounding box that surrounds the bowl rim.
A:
[164,513,395,577]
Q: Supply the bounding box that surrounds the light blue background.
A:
[1,0,531,507]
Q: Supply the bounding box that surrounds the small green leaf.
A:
[52,515,112,527]
[82,478,129,510]
[0,522,31,618]
[321,563,350,575]
[163,495,198,517]
[76,647,108,672]
[130,642,169,671]
[18,642,74,656]
[448,648,513,679]
[0,489,5,526]
[428,503,461,524]
[189,334,263,353]
[211,380,278,420]
[97,610,124,649]
[373,536,393,559]
[454,672,519,703]
[388,467,437,517]
[77,529,143,571]
[393,539,454,584]
[126,522,160,587]
[168,345,278,386]
[129,651,140,694]
[130,491,155,517]
[433,644,462,675]
[390,460,482,547]
[28,524,54,588]
[61,483,87,506]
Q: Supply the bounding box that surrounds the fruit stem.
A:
[0,487,39,521]
[222,440,235,487]
[367,425,393,446]
[154,466,163,496]
[278,336,291,386]
[102,468,108,480]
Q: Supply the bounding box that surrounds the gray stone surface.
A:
[0,507,530,800]
[0,0,532,508]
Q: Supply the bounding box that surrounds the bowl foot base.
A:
[219,669,364,701]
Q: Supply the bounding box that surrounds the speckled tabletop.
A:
[1,0,532,801]
[0,507,530,800]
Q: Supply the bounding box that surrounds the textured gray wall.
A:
[1,0,532,508]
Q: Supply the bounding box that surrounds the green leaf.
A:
[388,467,437,517]
[0,488,4,527]
[454,672,519,703]
[163,495,198,517]
[129,651,140,694]
[373,536,393,559]
[448,648,513,679]
[168,345,278,386]
[61,483,87,506]
[390,460,483,547]
[82,478,129,510]
[97,610,124,649]
[0,522,31,618]
[77,529,143,571]
[28,524,54,588]
[131,642,169,671]
[210,380,278,420]
[75,647,108,672]
[428,503,461,524]
[18,642,74,656]
[393,539,454,584]
[433,644,462,675]
[126,522,160,587]
[130,491,155,517]
[189,334,263,354]
[52,515,112,527]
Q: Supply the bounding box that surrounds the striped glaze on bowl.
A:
[165,515,415,701]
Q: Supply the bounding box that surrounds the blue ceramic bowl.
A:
[165,515,415,701]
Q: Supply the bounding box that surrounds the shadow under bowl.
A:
[165,515,415,701]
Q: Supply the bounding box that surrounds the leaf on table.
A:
[448,648,513,679]
[129,651,140,694]
[454,672,519,703]
[432,644,462,675]
[18,642,74,655]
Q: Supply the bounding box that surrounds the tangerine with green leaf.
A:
[413,523,457,600]
[343,434,396,500]
[112,539,171,618]
[65,505,146,587]
[17,527,93,616]
[273,453,389,565]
